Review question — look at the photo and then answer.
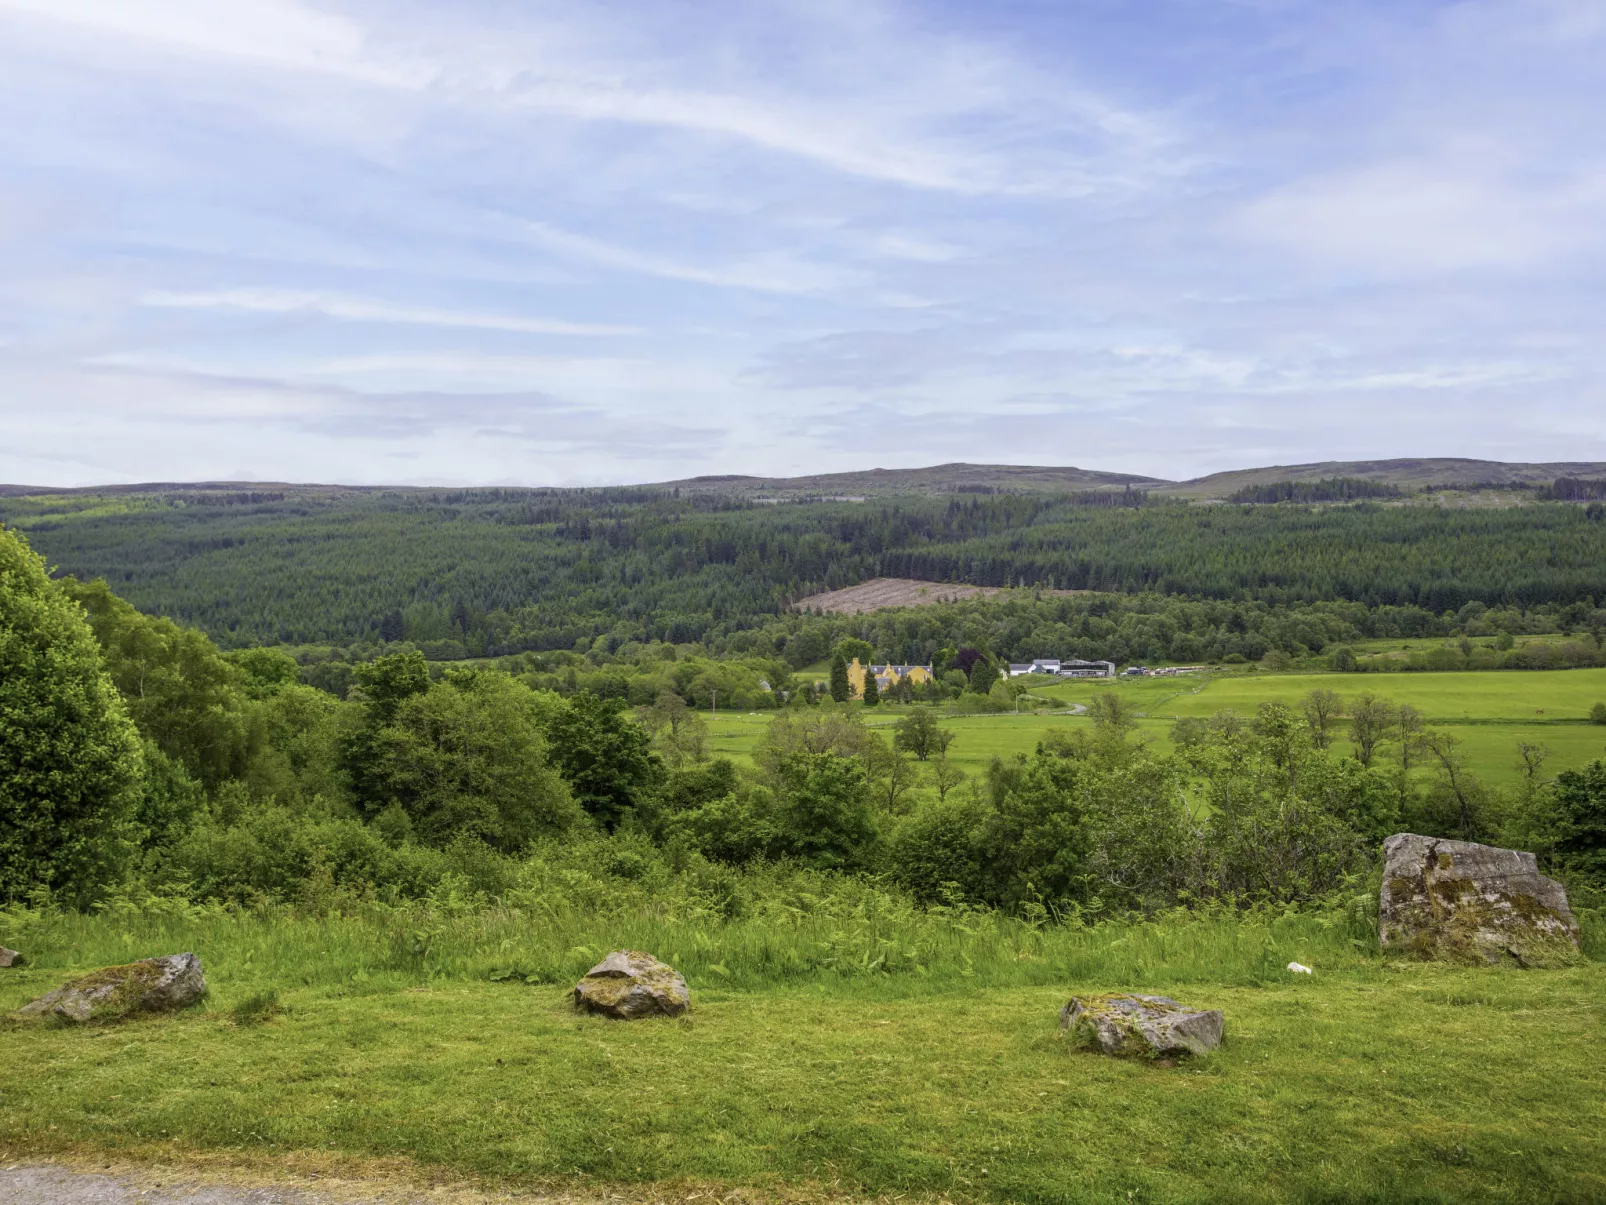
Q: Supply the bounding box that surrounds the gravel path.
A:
[0,1164,648,1205]
[1,1165,335,1204]
[0,1164,514,1205]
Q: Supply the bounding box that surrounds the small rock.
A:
[573,950,689,1019]
[1379,833,1579,967]
[1287,962,1313,974]
[1060,993,1224,1057]
[0,947,21,968]
[14,953,206,1023]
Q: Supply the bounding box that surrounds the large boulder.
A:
[1060,993,1224,1057]
[14,953,206,1023]
[573,950,689,1019]
[1379,833,1579,967]
[0,947,20,968]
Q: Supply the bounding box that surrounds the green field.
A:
[4,904,1605,1204]
[706,669,1606,787]
[1035,668,1606,723]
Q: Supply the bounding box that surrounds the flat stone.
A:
[573,950,689,1019]
[1379,833,1579,967]
[14,953,206,1023]
[1060,993,1224,1057]
[0,946,21,968]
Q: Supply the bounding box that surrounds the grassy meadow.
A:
[709,668,1606,786]
[3,901,1605,1205]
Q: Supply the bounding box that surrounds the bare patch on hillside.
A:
[793,577,1090,615]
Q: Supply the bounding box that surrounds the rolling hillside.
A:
[1157,458,1606,500]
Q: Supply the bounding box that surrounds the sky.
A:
[1,0,1604,487]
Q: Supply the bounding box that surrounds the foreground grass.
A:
[3,906,1604,1204]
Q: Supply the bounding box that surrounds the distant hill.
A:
[6,458,1606,502]
[1156,459,1606,500]
[659,462,1165,496]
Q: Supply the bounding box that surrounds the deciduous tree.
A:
[1,527,144,904]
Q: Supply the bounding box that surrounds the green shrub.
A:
[888,796,991,905]
[1591,702,1606,725]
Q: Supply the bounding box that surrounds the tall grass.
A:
[7,834,1596,1011]
[1,885,1387,1008]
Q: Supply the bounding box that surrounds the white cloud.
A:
[139,288,637,336]
[0,0,429,85]
[1234,162,1606,273]
[522,221,858,296]
[0,0,1175,197]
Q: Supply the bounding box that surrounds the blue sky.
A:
[1,0,1603,486]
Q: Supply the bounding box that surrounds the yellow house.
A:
[846,658,935,699]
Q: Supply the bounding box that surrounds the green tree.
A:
[364,668,580,851]
[540,690,663,830]
[226,647,301,699]
[63,578,251,787]
[1086,691,1137,737]
[639,690,708,769]
[978,752,1092,911]
[774,752,877,869]
[1590,702,1606,726]
[835,638,874,667]
[1302,689,1345,750]
[861,670,881,707]
[344,650,433,815]
[1330,645,1359,672]
[893,708,953,761]
[1349,693,1393,768]
[1554,760,1606,876]
[829,651,851,702]
[966,656,998,694]
[1,527,144,904]
[888,795,990,905]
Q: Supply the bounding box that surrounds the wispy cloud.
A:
[521,222,856,296]
[140,288,637,336]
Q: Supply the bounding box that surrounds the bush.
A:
[161,806,468,904]
[888,796,991,905]
[1591,702,1606,726]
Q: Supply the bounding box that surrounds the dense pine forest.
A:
[3,486,1604,655]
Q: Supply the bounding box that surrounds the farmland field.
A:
[708,669,1606,786]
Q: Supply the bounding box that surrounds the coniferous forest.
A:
[3,486,1605,654]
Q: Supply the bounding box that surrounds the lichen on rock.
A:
[1060,993,1224,1057]
[573,950,689,1019]
[13,953,206,1023]
[1379,833,1579,968]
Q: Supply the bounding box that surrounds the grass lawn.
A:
[3,948,1602,1205]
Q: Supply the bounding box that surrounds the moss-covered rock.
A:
[1060,993,1224,1057]
[1379,834,1580,968]
[13,953,206,1023]
[573,950,689,1019]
